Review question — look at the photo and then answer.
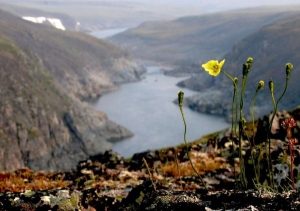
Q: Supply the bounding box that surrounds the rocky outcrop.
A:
[184,90,230,117]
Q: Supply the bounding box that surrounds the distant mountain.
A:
[110,6,300,66]
[183,13,300,118]
[109,6,300,118]
[0,3,79,31]
[0,10,144,171]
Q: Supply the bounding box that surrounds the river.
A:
[89,28,128,39]
[94,66,229,157]
[91,28,229,157]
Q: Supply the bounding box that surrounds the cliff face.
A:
[0,10,144,171]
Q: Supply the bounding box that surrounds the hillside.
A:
[110,6,300,66]
[0,10,145,101]
[0,10,144,171]
[183,13,300,118]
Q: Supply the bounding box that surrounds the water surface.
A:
[90,28,127,39]
[94,66,229,157]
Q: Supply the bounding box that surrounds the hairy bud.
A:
[256,80,265,92]
[178,90,184,107]
[268,81,274,93]
[286,63,294,76]
[243,57,254,76]
[233,77,238,86]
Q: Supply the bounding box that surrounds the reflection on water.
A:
[94,66,229,157]
[90,28,128,39]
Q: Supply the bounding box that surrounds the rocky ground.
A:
[1,109,300,210]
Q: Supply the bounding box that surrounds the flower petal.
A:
[219,59,225,69]
[201,59,225,77]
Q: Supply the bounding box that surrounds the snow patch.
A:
[22,16,66,31]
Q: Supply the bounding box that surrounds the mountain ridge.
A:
[110,6,300,66]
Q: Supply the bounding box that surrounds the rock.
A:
[184,89,230,117]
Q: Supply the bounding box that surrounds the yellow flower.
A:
[201,59,225,77]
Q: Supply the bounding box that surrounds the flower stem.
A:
[250,90,260,185]
[268,76,289,188]
[223,70,234,81]
[179,106,206,189]
[238,74,248,188]
[223,70,238,184]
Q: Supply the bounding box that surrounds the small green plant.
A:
[177,90,206,189]
[199,58,294,190]
[267,63,293,188]
[201,58,254,187]
[249,80,265,185]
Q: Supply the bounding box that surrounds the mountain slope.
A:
[110,6,300,66]
[183,13,300,118]
[224,13,300,110]
[0,10,144,101]
[0,10,144,171]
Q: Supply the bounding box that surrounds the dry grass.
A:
[160,151,230,177]
[0,169,70,192]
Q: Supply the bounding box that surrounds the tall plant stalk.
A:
[223,72,238,180]
[267,63,293,188]
[249,80,265,185]
[200,58,294,190]
[238,57,253,188]
[178,91,206,189]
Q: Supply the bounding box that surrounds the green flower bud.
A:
[256,80,265,92]
[286,62,294,76]
[243,57,254,76]
[233,77,238,87]
[246,57,254,66]
[178,90,184,107]
[268,81,274,93]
